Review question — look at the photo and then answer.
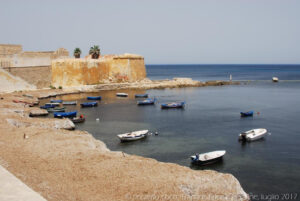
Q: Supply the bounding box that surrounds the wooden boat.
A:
[47,107,65,113]
[240,111,254,117]
[87,96,102,100]
[191,150,226,165]
[161,101,185,109]
[62,101,77,105]
[117,130,148,142]
[137,98,156,105]
[80,102,98,107]
[71,116,85,123]
[239,128,268,142]
[116,93,128,97]
[50,99,63,103]
[54,111,77,118]
[45,102,60,107]
[40,105,55,109]
[272,77,279,82]
[135,94,148,98]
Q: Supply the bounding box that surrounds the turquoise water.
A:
[47,65,300,199]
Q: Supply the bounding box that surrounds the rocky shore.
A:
[0,79,248,201]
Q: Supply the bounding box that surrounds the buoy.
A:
[155,132,158,135]
[96,118,100,121]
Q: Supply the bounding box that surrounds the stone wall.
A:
[51,54,147,87]
[0,44,22,55]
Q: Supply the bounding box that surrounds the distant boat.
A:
[135,94,148,98]
[50,99,63,103]
[80,102,98,107]
[116,93,128,97]
[40,105,55,109]
[137,98,156,105]
[191,150,226,165]
[240,111,254,117]
[272,77,279,82]
[117,130,148,142]
[239,128,268,142]
[54,111,77,118]
[161,101,185,109]
[62,101,77,105]
[87,96,102,100]
[71,116,85,123]
[45,103,60,107]
[47,107,65,113]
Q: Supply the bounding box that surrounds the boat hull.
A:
[54,111,77,118]
[116,93,128,97]
[135,94,148,98]
[87,96,101,100]
[118,135,147,142]
[190,150,226,166]
[80,102,98,107]
[240,111,254,117]
[72,117,85,123]
[239,128,268,141]
[62,101,77,105]
[161,102,185,109]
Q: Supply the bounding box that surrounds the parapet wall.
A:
[51,54,146,87]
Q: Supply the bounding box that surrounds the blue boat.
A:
[135,94,148,98]
[137,98,156,105]
[50,99,63,103]
[54,111,77,118]
[81,102,98,107]
[40,105,55,109]
[161,101,185,109]
[87,96,102,100]
[240,111,254,117]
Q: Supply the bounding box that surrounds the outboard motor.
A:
[241,133,247,141]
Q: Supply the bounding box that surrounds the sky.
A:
[0,0,299,64]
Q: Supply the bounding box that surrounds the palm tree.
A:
[89,45,100,59]
[73,48,81,58]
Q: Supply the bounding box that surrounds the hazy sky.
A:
[1,0,299,64]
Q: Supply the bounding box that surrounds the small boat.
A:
[80,102,98,107]
[87,96,102,100]
[137,98,156,105]
[239,128,268,142]
[62,101,77,105]
[161,101,185,109]
[117,130,148,142]
[40,105,55,109]
[54,111,77,118]
[116,93,128,97]
[135,94,148,98]
[47,107,65,113]
[71,115,85,123]
[191,150,226,165]
[240,111,254,117]
[45,103,60,107]
[272,77,279,82]
[50,99,63,103]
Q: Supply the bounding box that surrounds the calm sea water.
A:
[47,65,300,200]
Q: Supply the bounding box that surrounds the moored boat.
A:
[87,96,102,100]
[117,130,148,142]
[62,101,77,105]
[190,150,226,165]
[71,115,85,123]
[47,107,65,113]
[54,111,77,118]
[239,128,268,142]
[80,102,98,107]
[135,94,148,98]
[40,105,55,109]
[116,93,128,97]
[161,101,185,109]
[272,77,279,82]
[137,98,156,105]
[240,111,254,117]
[50,99,63,103]
[45,102,60,107]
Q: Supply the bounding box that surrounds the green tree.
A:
[89,45,100,59]
[73,48,81,58]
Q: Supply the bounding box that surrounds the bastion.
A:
[51,54,147,87]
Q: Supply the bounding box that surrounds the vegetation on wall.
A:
[73,48,81,58]
[89,45,100,59]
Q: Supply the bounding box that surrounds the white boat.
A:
[116,93,128,97]
[272,77,279,82]
[45,102,60,106]
[117,130,148,142]
[191,150,226,165]
[239,128,268,142]
[62,101,77,105]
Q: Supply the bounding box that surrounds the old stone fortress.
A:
[0,44,146,89]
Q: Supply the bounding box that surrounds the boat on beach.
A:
[240,111,254,117]
[40,105,55,109]
[137,98,156,105]
[45,102,60,107]
[50,99,63,103]
[54,111,77,118]
[161,101,185,109]
[239,128,268,142]
[62,101,77,105]
[117,130,149,142]
[272,77,279,82]
[80,102,98,107]
[47,107,65,113]
[135,94,148,98]
[191,150,226,165]
[87,96,102,100]
[116,93,128,97]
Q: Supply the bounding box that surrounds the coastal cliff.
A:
[51,54,146,87]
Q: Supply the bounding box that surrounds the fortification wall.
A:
[0,44,22,55]
[51,54,146,87]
